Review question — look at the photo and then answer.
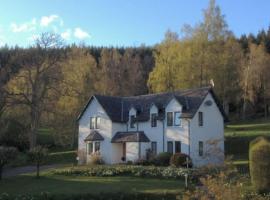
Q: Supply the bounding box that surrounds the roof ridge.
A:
[94,86,211,99]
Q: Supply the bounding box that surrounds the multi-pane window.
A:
[90,117,95,129]
[198,112,203,126]
[175,141,181,153]
[167,141,173,153]
[151,113,157,127]
[151,142,157,155]
[130,115,135,128]
[199,141,203,156]
[167,112,173,126]
[174,112,181,126]
[95,142,100,152]
[87,143,93,155]
[96,117,101,129]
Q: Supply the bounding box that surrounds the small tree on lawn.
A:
[28,145,48,179]
[0,146,18,180]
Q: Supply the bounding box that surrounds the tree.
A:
[6,33,65,148]
[28,145,48,179]
[52,47,98,147]
[0,146,18,180]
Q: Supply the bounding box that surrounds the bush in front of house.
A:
[170,153,192,168]
[249,137,270,194]
[89,152,104,165]
[53,165,191,179]
[153,152,172,166]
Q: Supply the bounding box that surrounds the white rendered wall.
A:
[189,93,224,167]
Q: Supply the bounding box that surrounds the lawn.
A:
[0,171,185,196]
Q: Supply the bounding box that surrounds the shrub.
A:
[170,153,192,168]
[0,146,18,180]
[154,152,172,166]
[249,137,270,194]
[0,119,28,151]
[28,146,48,178]
[89,153,104,165]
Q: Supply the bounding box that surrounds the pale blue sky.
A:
[0,0,269,47]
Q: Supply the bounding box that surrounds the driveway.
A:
[2,164,61,178]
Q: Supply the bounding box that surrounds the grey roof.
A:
[111,131,150,143]
[78,87,228,123]
[84,130,104,141]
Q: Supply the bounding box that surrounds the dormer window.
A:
[130,115,135,128]
[151,113,157,127]
[174,112,181,126]
[167,112,173,126]
[90,117,95,129]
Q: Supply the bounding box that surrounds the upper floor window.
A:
[174,112,181,126]
[96,117,101,129]
[151,113,157,127]
[167,112,173,126]
[90,117,95,129]
[198,112,203,126]
[130,115,135,128]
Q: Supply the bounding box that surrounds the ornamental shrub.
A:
[154,152,172,166]
[170,153,192,168]
[249,137,270,194]
[28,146,48,178]
[89,153,104,165]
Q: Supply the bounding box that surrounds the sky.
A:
[0,0,270,47]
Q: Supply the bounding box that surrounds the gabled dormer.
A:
[165,96,183,127]
[150,103,158,127]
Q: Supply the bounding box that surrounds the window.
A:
[95,141,100,152]
[130,115,135,128]
[87,142,93,155]
[199,141,203,156]
[90,117,95,129]
[151,113,157,127]
[151,142,157,155]
[175,141,181,153]
[167,141,173,153]
[167,112,173,126]
[174,112,181,126]
[198,112,203,126]
[96,117,101,129]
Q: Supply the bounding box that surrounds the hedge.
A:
[53,165,191,179]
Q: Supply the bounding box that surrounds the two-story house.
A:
[77,87,227,167]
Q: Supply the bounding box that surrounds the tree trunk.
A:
[29,105,39,149]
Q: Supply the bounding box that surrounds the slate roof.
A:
[84,130,104,141]
[77,87,228,123]
[111,131,150,143]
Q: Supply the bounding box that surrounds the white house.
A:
[77,87,227,167]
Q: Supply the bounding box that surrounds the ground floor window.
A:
[95,141,100,152]
[167,141,173,154]
[151,142,157,155]
[199,141,203,156]
[175,141,181,153]
[87,142,93,155]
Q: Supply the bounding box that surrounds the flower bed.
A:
[53,165,192,179]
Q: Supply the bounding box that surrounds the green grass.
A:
[0,171,185,195]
